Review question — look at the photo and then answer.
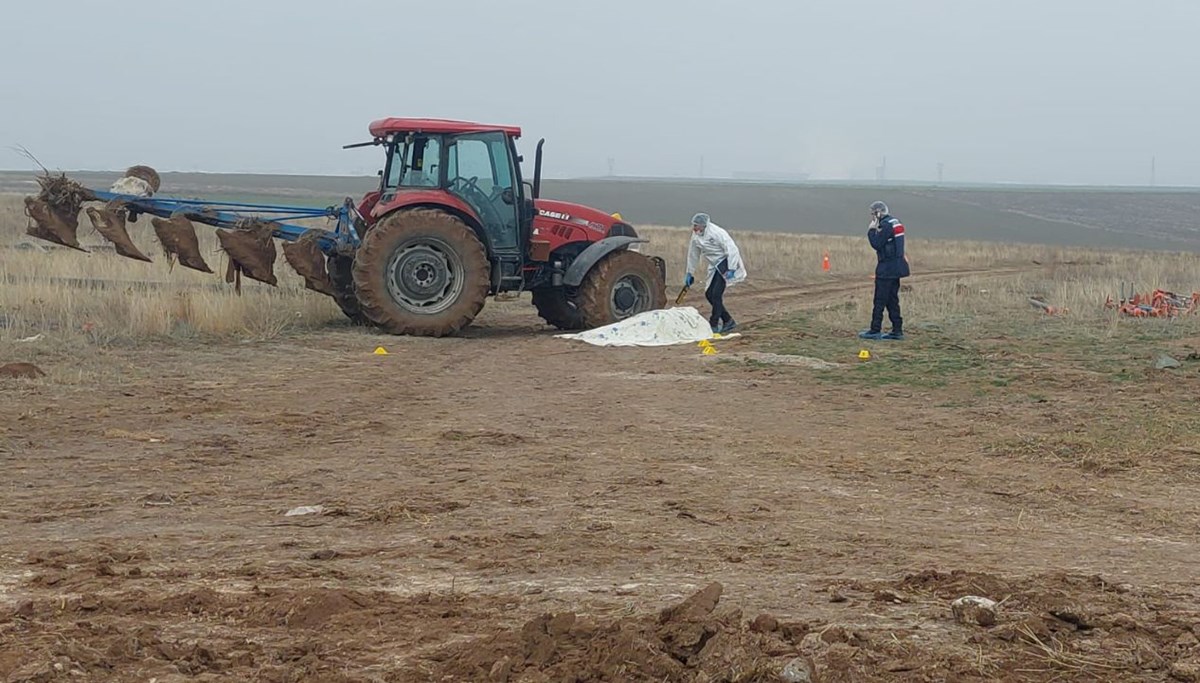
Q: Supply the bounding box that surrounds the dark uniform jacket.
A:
[868,215,910,279]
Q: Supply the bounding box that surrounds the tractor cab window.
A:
[385,135,441,189]
[447,138,495,192]
[446,132,519,251]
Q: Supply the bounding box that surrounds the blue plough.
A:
[24,168,366,295]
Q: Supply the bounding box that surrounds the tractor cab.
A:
[359,120,536,266]
[381,130,525,253]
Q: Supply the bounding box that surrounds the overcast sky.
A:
[1,0,1196,186]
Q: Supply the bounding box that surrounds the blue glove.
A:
[684,273,694,287]
[724,267,736,280]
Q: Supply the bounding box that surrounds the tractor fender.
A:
[374,202,491,259]
[563,236,648,287]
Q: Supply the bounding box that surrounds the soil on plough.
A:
[123,164,161,193]
[150,215,213,273]
[281,229,337,297]
[84,202,152,262]
[216,221,279,291]
[22,173,94,251]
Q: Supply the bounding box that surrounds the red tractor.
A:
[338,118,668,336]
[22,117,669,338]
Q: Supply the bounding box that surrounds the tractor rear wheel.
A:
[576,249,667,329]
[327,253,369,325]
[532,288,585,330]
[351,208,490,336]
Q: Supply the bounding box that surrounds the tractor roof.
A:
[368,118,522,138]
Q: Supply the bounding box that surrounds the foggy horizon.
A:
[2,0,1196,187]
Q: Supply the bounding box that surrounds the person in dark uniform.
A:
[859,201,909,340]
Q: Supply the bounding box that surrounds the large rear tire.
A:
[576,249,667,329]
[532,289,585,330]
[327,253,370,325]
[351,208,490,336]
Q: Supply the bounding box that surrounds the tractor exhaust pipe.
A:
[533,138,544,199]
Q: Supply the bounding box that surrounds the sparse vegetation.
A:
[6,192,1200,345]
[5,182,1200,683]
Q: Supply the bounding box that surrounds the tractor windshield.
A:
[384,134,442,189]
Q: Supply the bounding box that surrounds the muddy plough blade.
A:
[22,166,363,300]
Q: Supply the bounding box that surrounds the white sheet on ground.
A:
[555,307,741,347]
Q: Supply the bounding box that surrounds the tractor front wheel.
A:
[576,250,667,329]
[532,288,585,330]
[351,208,490,336]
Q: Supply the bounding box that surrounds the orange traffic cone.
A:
[822,251,830,273]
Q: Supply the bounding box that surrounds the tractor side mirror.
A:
[501,188,515,205]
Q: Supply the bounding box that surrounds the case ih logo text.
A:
[538,209,570,221]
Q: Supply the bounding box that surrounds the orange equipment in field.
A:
[1029,298,1067,315]
[1105,284,1200,318]
[822,251,831,272]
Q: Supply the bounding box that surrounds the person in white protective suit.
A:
[684,212,747,334]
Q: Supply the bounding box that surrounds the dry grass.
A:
[3,193,1200,344]
[1,194,341,342]
[639,223,1200,333]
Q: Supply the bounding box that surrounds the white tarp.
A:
[555,307,741,347]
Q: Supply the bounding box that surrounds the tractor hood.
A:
[532,199,627,237]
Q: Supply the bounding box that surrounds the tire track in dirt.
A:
[732,265,1040,324]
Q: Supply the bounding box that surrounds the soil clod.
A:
[0,362,46,380]
[217,221,278,291]
[407,581,798,682]
[151,215,212,273]
[123,165,161,193]
[23,173,95,251]
[85,202,152,262]
[282,230,336,296]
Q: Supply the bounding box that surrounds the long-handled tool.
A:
[674,283,690,305]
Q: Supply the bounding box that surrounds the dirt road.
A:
[3,268,1200,682]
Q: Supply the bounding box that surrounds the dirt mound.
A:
[407,572,1200,682]
[2,583,502,682]
[0,362,45,380]
[830,568,1200,681]
[411,582,801,682]
[239,589,372,629]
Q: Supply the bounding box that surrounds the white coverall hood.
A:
[686,221,747,288]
